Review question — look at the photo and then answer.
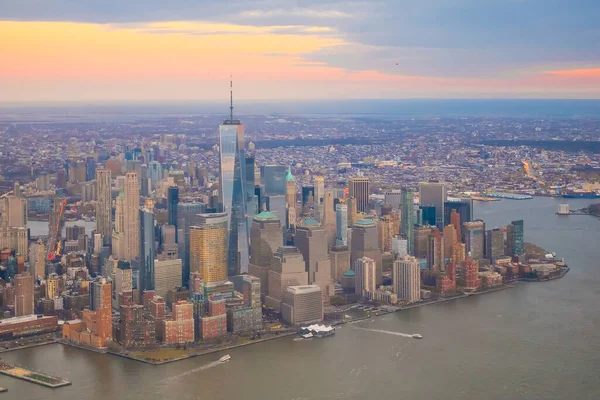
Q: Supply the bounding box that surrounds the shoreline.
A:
[0,268,568,366]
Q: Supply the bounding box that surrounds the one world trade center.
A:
[219,83,251,276]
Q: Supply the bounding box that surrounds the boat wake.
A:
[155,360,222,385]
[353,327,415,338]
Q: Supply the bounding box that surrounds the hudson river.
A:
[2,197,599,400]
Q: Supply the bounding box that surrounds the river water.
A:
[2,197,599,400]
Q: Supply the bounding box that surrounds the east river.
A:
[1,197,599,400]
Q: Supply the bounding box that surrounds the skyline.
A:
[2,0,600,101]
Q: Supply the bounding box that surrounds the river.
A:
[1,197,599,400]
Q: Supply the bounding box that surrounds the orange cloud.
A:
[545,68,600,78]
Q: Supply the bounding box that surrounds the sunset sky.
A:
[2,0,600,101]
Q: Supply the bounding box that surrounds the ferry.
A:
[219,355,231,363]
[412,334,423,339]
[301,333,314,339]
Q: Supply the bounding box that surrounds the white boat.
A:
[412,334,423,339]
[219,354,231,362]
[302,333,314,339]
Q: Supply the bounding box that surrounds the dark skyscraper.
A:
[419,182,447,229]
[444,200,473,229]
[348,176,370,213]
[219,84,250,275]
[506,219,524,257]
[139,208,155,292]
[420,205,437,227]
[167,186,179,243]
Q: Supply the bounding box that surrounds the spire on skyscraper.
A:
[230,76,234,122]
[286,166,294,182]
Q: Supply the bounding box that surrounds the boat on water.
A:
[562,190,600,199]
[301,333,314,339]
[219,355,231,363]
[412,334,423,339]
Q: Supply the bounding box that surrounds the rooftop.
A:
[355,219,375,226]
[343,269,356,277]
[254,211,279,221]
[302,218,320,227]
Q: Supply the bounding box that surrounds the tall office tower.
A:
[444,199,473,229]
[450,209,462,241]
[218,89,250,276]
[139,208,155,292]
[418,182,447,229]
[285,166,296,209]
[190,213,228,283]
[124,172,140,260]
[301,186,315,217]
[66,225,86,241]
[427,228,444,272]
[265,195,286,223]
[88,277,113,345]
[242,275,262,309]
[346,197,359,226]
[95,168,112,246]
[281,285,324,326]
[350,219,382,285]
[154,254,183,300]
[413,225,432,260]
[401,187,415,255]
[335,204,348,246]
[313,176,325,220]
[384,190,402,209]
[393,256,421,302]
[485,228,505,262]
[167,186,179,243]
[462,257,481,291]
[443,225,457,260]
[463,221,485,260]
[354,257,376,299]
[420,206,437,227]
[14,272,34,316]
[453,242,466,263]
[322,190,336,250]
[248,211,283,296]
[265,246,308,312]
[377,215,397,253]
[244,157,258,232]
[112,191,126,259]
[295,220,328,281]
[348,176,370,213]
[329,246,351,282]
[506,220,524,257]
[262,165,287,196]
[177,202,206,286]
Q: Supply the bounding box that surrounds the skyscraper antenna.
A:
[230,75,234,122]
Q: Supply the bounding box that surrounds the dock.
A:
[0,362,71,388]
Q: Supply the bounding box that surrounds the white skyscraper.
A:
[335,203,348,247]
[393,256,421,302]
[354,257,376,299]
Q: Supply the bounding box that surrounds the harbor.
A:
[0,361,71,388]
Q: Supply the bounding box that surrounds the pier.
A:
[0,362,71,388]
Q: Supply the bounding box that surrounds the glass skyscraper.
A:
[167,185,179,242]
[219,115,250,276]
[401,188,415,256]
[139,208,155,292]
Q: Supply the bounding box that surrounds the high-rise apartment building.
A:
[189,213,228,283]
[86,277,113,346]
[443,224,457,261]
[139,208,155,292]
[95,168,112,245]
[413,225,432,260]
[463,221,485,260]
[419,182,447,229]
[124,172,140,260]
[427,228,444,272]
[162,301,194,344]
[348,176,370,213]
[384,190,402,209]
[485,228,505,262]
[463,257,481,291]
[248,211,283,295]
[401,188,415,255]
[218,101,250,275]
[14,272,34,316]
[393,256,421,302]
[450,209,462,241]
[354,257,376,299]
[167,186,179,243]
